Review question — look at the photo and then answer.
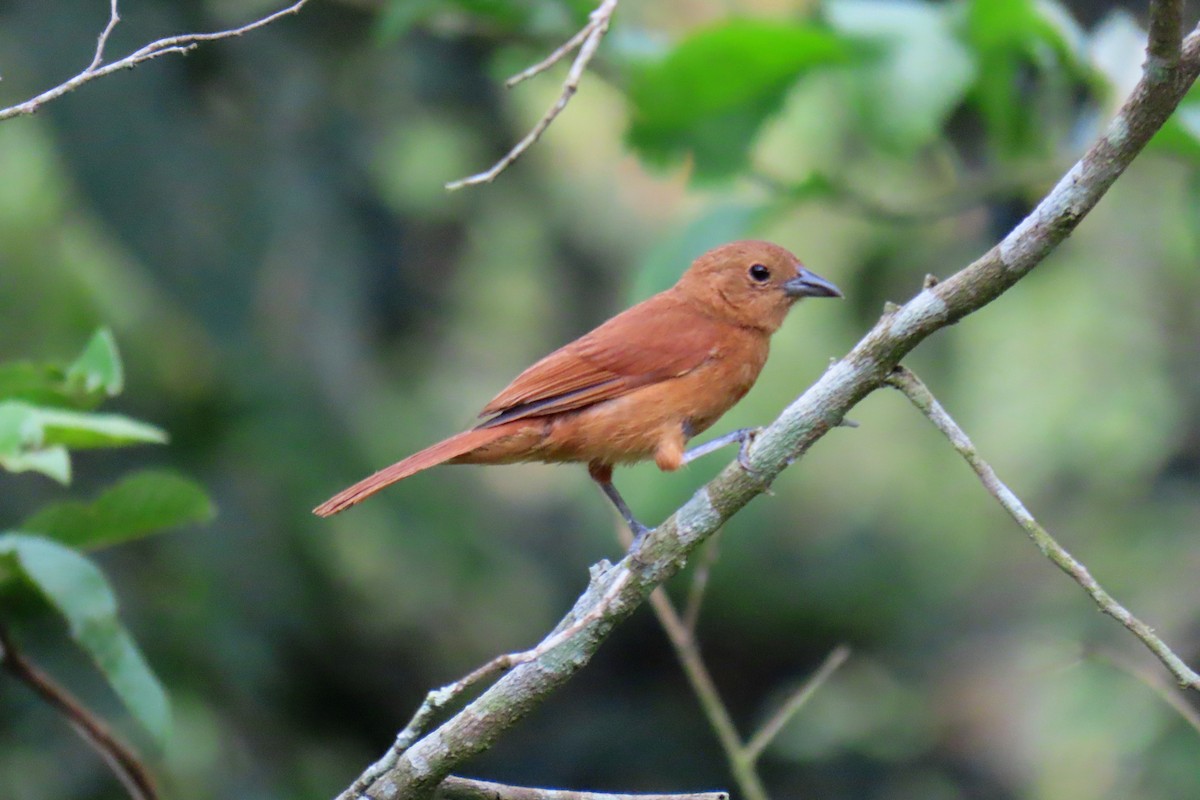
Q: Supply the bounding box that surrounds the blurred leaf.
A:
[632,203,769,299]
[0,446,71,484]
[23,471,215,550]
[826,0,975,152]
[0,402,165,481]
[0,533,170,744]
[65,328,123,399]
[0,328,123,409]
[0,402,69,482]
[627,20,853,180]
[17,404,167,450]
[963,0,1085,158]
[0,362,76,408]
[0,401,41,456]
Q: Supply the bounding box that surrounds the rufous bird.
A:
[314,240,842,541]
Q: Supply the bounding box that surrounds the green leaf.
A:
[962,0,1086,159]
[0,401,166,451]
[1,446,71,484]
[0,402,166,480]
[627,19,853,180]
[23,470,215,550]
[0,402,69,481]
[827,0,975,152]
[0,401,42,456]
[0,362,75,407]
[0,533,170,744]
[33,407,167,449]
[65,328,124,399]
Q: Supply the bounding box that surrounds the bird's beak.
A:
[784,267,843,299]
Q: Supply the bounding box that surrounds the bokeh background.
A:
[2,0,1200,798]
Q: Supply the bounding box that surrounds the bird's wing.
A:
[478,298,723,427]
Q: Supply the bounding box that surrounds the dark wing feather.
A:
[478,295,723,426]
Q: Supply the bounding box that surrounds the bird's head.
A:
[674,240,842,332]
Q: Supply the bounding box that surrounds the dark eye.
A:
[748,264,770,282]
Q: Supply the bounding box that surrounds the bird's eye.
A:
[748,264,771,282]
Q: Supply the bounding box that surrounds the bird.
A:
[313,240,842,541]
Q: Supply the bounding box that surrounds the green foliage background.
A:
[2,0,1199,798]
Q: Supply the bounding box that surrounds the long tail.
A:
[313,424,519,517]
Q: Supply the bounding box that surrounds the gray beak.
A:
[783,267,843,299]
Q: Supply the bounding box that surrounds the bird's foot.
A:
[734,427,764,477]
[627,520,654,555]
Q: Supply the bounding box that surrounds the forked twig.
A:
[339,566,632,800]
[0,0,310,122]
[617,525,849,800]
[444,0,619,190]
[886,366,1200,692]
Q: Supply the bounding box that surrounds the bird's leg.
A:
[681,427,762,474]
[588,461,652,547]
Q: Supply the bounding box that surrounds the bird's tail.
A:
[313,424,519,517]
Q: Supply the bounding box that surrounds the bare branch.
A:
[1147,0,1184,68]
[681,534,721,634]
[0,622,159,800]
[0,0,311,123]
[1097,651,1200,735]
[613,524,846,800]
[885,366,1200,692]
[88,0,122,71]
[437,777,727,800]
[444,0,618,191]
[743,645,851,763]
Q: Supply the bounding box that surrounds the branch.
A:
[612,526,846,800]
[885,367,1200,692]
[1147,0,1184,68]
[338,566,632,800]
[1096,651,1200,735]
[444,0,618,190]
[0,0,310,123]
[437,777,726,800]
[742,647,850,764]
[343,18,1200,800]
[0,622,159,800]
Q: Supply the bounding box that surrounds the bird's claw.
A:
[736,427,764,478]
[628,521,653,549]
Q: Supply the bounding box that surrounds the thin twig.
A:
[506,25,595,88]
[743,645,851,763]
[681,534,721,635]
[886,366,1200,692]
[88,0,122,71]
[0,621,159,800]
[437,776,727,800]
[616,527,848,800]
[1096,650,1200,735]
[0,0,310,123]
[444,0,618,190]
